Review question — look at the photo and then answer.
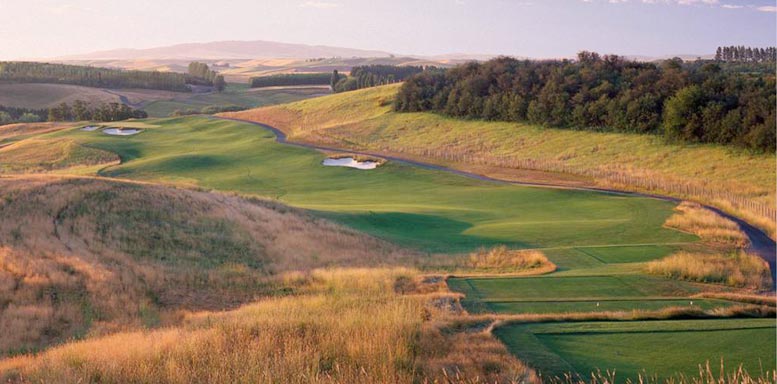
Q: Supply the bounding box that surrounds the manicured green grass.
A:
[44,116,695,254]
[481,298,731,314]
[493,319,776,381]
[446,272,732,314]
[448,275,704,302]
[141,85,328,117]
[543,245,676,270]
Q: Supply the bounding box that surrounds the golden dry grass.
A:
[0,176,418,355]
[466,246,556,274]
[0,268,536,384]
[646,252,772,290]
[0,138,119,173]
[665,202,750,248]
[0,122,77,142]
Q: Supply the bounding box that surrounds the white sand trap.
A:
[322,157,380,170]
[81,125,100,131]
[103,128,142,136]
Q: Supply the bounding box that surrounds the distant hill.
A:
[56,40,394,60]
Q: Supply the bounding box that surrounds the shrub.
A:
[646,251,772,290]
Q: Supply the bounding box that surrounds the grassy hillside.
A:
[221,85,776,237]
[0,138,119,173]
[38,117,695,254]
[0,176,416,356]
[0,122,76,143]
[0,83,179,109]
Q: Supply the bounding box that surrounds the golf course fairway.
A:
[47,116,696,254]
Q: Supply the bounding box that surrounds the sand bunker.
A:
[81,125,100,131]
[322,157,380,170]
[103,128,142,136]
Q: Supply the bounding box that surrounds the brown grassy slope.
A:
[1,268,535,384]
[0,122,76,143]
[219,84,776,238]
[0,138,119,173]
[0,176,417,356]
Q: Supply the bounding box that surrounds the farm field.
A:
[0,83,180,109]
[141,84,330,117]
[221,85,776,237]
[493,319,776,381]
[32,116,696,254]
[0,82,328,119]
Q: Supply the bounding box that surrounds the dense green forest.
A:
[0,105,47,124]
[170,105,248,116]
[0,62,192,92]
[333,65,426,92]
[249,73,331,88]
[47,100,147,122]
[395,53,775,152]
[187,62,225,91]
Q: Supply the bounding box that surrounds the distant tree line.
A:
[249,73,332,88]
[0,105,47,124]
[170,105,248,117]
[0,62,192,92]
[332,65,427,93]
[47,100,148,122]
[715,46,776,63]
[187,62,226,91]
[395,53,775,152]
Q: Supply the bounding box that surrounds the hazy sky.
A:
[1,0,775,59]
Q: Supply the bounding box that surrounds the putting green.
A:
[493,319,776,381]
[48,116,695,254]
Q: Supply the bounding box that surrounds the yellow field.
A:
[221,84,776,237]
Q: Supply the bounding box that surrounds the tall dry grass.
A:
[466,246,556,274]
[664,202,750,248]
[0,176,418,356]
[0,268,537,384]
[646,252,772,290]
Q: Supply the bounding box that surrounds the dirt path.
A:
[213,116,776,283]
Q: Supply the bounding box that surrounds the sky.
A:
[0,0,775,60]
